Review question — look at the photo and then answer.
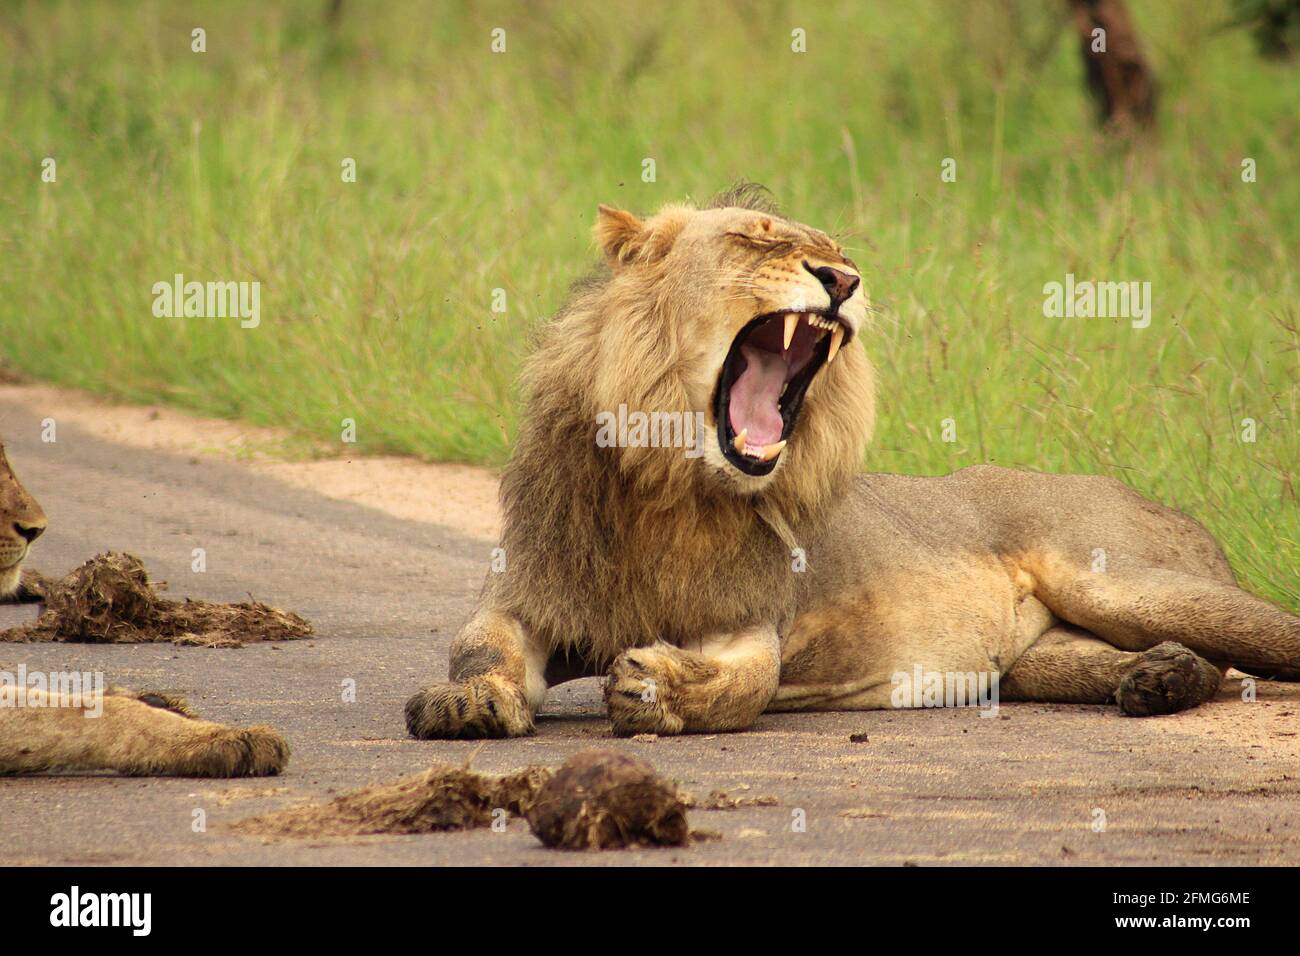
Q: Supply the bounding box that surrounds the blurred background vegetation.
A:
[0,0,1295,605]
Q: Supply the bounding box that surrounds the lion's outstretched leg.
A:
[1001,626,1136,704]
[1030,557,1300,676]
[1001,625,1222,716]
[0,688,289,776]
[603,626,780,736]
[405,608,547,739]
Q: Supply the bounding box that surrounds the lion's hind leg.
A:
[0,687,289,776]
[1029,556,1300,679]
[1002,625,1222,716]
[1002,626,1136,705]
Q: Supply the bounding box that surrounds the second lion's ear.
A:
[594,204,647,267]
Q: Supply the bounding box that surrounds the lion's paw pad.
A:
[1117,641,1221,717]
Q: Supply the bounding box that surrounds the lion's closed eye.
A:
[724,230,795,251]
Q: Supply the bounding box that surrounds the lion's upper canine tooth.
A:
[827,325,845,364]
[783,313,798,350]
[732,428,748,453]
[757,440,786,461]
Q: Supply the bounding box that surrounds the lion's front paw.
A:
[405,674,533,739]
[157,725,290,778]
[603,645,690,737]
[1116,641,1222,717]
[217,726,291,777]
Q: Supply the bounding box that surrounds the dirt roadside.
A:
[0,383,503,542]
[0,382,1297,866]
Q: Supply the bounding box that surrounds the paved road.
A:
[2,398,1298,865]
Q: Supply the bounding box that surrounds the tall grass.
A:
[0,1,1295,605]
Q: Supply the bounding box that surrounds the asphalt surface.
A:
[1,397,1298,866]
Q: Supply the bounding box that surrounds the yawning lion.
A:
[406,185,1299,739]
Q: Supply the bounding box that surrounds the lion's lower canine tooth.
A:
[732,428,748,453]
[827,326,845,364]
[783,313,798,350]
[758,440,786,461]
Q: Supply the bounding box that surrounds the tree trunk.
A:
[1068,0,1157,133]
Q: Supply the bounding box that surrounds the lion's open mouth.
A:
[714,311,849,476]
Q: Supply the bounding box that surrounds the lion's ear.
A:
[595,204,690,268]
[594,204,648,267]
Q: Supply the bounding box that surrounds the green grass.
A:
[0,0,1296,607]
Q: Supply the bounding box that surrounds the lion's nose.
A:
[15,520,45,544]
[804,261,860,307]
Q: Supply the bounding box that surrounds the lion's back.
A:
[823,466,1233,581]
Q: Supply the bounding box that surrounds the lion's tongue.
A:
[728,345,787,447]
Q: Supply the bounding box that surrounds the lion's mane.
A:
[489,190,875,665]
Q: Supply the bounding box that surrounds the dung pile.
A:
[0,552,312,646]
[525,750,690,850]
[233,763,553,837]
[234,750,703,851]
